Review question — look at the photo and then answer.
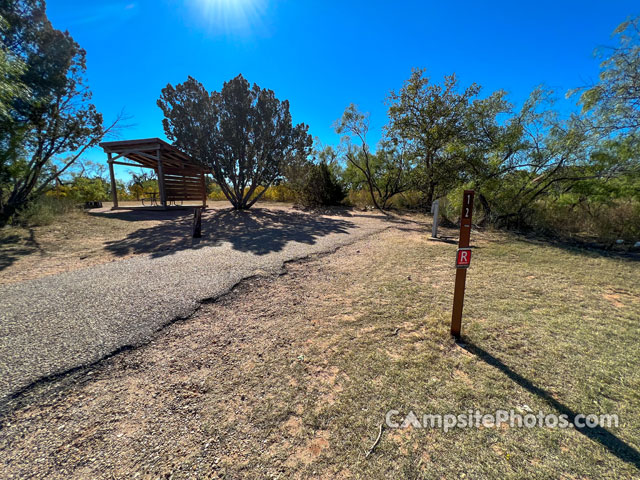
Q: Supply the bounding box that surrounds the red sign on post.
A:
[456,248,471,268]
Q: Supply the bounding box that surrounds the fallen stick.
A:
[365,423,385,458]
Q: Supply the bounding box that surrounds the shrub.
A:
[47,177,109,203]
[208,186,228,201]
[260,184,297,203]
[529,197,640,244]
[389,190,426,210]
[297,162,344,207]
[15,196,78,226]
[208,184,297,203]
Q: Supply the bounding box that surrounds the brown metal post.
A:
[451,190,474,338]
[107,152,118,209]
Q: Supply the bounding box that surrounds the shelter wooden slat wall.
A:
[100,138,208,209]
[164,172,204,200]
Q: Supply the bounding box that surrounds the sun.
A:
[192,0,265,35]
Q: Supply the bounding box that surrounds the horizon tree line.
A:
[0,0,638,242]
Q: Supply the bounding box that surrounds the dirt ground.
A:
[0,201,297,285]
[1,223,638,479]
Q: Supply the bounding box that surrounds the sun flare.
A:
[193,0,265,35]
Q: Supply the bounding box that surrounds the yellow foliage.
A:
[46,185,74,199]
[208,184,297,203]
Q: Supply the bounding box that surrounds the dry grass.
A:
[0,207,164,284]
[0,224,639,479]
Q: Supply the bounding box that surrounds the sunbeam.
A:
[191,0,267,35]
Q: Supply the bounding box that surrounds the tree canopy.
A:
[386,70,481,207]
[0,0,111,224]
[575,17,640,137]
[158,74,312,210]
[335,104,411,210]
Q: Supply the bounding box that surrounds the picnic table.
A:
[141,192,183,207]
[141,191,159,206]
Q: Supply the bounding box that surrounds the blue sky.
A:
[47,0,639,179]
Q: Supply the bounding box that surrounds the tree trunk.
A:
[425,183,435,212]
[365,177,381,210]
[246,182,272,209]
[477,193,491,226]
[0,201,21,227]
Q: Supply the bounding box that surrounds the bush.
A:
[389,190,426,210]
[47,177,109,203]
[439,183,640,245]
[208,184,297,203]
[343,189,372,208]
[297,162,344,207]
[260,184,297,203]
[15,196,78,226]
[529,197,640,244]
[208,186,228,201]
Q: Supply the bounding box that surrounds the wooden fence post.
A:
[451,190,474,338]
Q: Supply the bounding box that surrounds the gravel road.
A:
[0,207,389,402]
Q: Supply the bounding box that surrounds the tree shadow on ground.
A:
[516,233,640,262]
[460,339,640,470]
[0,229,44,272]
[94,207,359,257]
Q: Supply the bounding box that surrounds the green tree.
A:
[127,171,158,200]
[296,161,344,207]
[0,0,115,225]
[386,69,480,207]
[313,140,344,183]
[567,16,640,221]
[0,18,28,120]
[573,17,640,137]
[69,176,108,202]
[158,74,312,210]
[335,104,411,210]
[455,88,599,227]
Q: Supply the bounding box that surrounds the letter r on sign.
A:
[456,248,472,268]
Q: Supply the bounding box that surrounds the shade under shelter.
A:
[100,138,208,209]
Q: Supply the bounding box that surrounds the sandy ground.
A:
[0,204,393,403]
[1,223,639,479]
[0,227,405,479]
[0,201,248,285]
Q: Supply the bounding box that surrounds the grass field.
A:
[1,219,638,479]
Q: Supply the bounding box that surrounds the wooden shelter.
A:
[100,138,208,209]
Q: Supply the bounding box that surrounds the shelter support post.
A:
[156,148,167,208]
[108,152,118,209]
[200,172,207,208]
[100,139,209,209]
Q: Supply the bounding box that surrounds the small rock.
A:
[518,404,533,413]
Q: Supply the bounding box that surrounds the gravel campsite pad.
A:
[0,205,391,402]
[1,225,639,479]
